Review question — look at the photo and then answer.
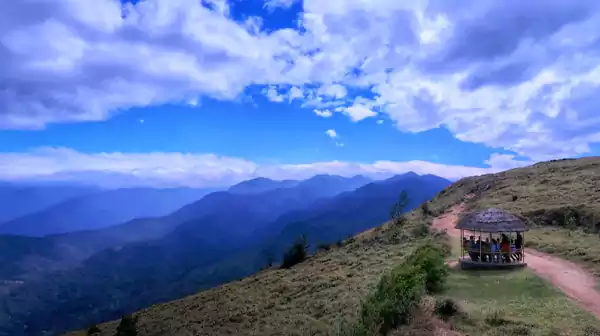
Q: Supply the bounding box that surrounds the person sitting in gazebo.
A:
[515,232,523,261]
[500,234,511,263]
[455,208,528,269]
[490,238,500,262]
[467,236,478,261]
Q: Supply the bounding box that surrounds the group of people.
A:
[462,233,523,263]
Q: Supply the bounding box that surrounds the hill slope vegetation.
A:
[66,157,600,336]
[0,174,382,335]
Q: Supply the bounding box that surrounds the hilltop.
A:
[66,156,600,336]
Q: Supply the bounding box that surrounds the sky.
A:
[1,0,600,188]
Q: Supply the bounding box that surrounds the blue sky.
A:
[1,0,600,187]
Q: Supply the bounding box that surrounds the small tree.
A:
[390,191,410,226]
[262,249,275,269]
[114,315,138,336]
[281,234,308,269]
[420,202,430,216]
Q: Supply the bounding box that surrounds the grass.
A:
[431,157,600,282]
[432,157,600,222]
[69,157,600,336]
[526,227,600,278]
[67,214,434,336]
[442,267,600,335]
[438,237,600,336]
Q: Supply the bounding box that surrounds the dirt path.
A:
[432,203,600,320]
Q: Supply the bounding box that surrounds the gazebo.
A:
[455,208,528,269]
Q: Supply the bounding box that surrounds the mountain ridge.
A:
[0,187,219,236]
[63,157,600,336]
[0,173,439,336]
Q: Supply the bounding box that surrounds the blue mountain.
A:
[227,177,300,194]
[0,185,97,223]
[0,173,446,336]
[0,187,218,236]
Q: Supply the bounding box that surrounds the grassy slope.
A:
[438,237,600,336]
[67,214,430,336]
[428,156,600,278]
[71,157,600,336]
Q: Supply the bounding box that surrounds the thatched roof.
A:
[455,208,528,232]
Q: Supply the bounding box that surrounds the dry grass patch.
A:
[67,217,431,336]
[436,236,600,336]
[526,227,600,278]
[434,157,600,220]
[429,157,600,277]
[441,267,600,336]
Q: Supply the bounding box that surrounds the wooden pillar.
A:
[523,231,526,263]
[479,230,482,262]
[458,229,465,261]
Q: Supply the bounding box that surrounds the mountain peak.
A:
[228,177,299,195]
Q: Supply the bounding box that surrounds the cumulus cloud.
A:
[325,129,338,138]
[0,148,532,188]
[314,109,333,118]
[4,0,600,161]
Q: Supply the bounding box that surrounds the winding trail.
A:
[432,203,600,320]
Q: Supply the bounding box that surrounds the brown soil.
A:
[432,204,600,320]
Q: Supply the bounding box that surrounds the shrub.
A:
[404,244,449,293]
[87,325,101,335]
[341,243,450,335]
[434,298,459,320]
[411,222,430,237]
[356,264,426,335]
[280,235,308,269]
[114,315,138,336]
[317,243,331,252]
[420,202,430,216]
[484,310,511,326]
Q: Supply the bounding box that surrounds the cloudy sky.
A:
[1,0,599,188]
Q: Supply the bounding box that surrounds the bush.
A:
[356,264,426,335]
[280,235,308,269]
[420,202,430,216]
[114,315,138,336]
[411,222,430,237]
[484,310,511,326]
[87,325,101,335]
[404,244,449,294]
[346,243,450,335]
[434,298,459,320]
[317,243,331,252]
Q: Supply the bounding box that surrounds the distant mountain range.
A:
[0,187,219,236]
[0,173,449,336]
[0,185,98,223]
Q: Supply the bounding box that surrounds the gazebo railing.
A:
[461,248,525,263]
[459,229,526,264]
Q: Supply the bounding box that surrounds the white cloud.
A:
[377,120,384,124]
[317,84,348,99]
[264,86,285,102]
[335,142,345,147]
[314,109,333,118]
[4,0,600,162]
[325,129,338,138]
[264,0,300,12]
[339,102,378,122]
[0,148,533,188]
